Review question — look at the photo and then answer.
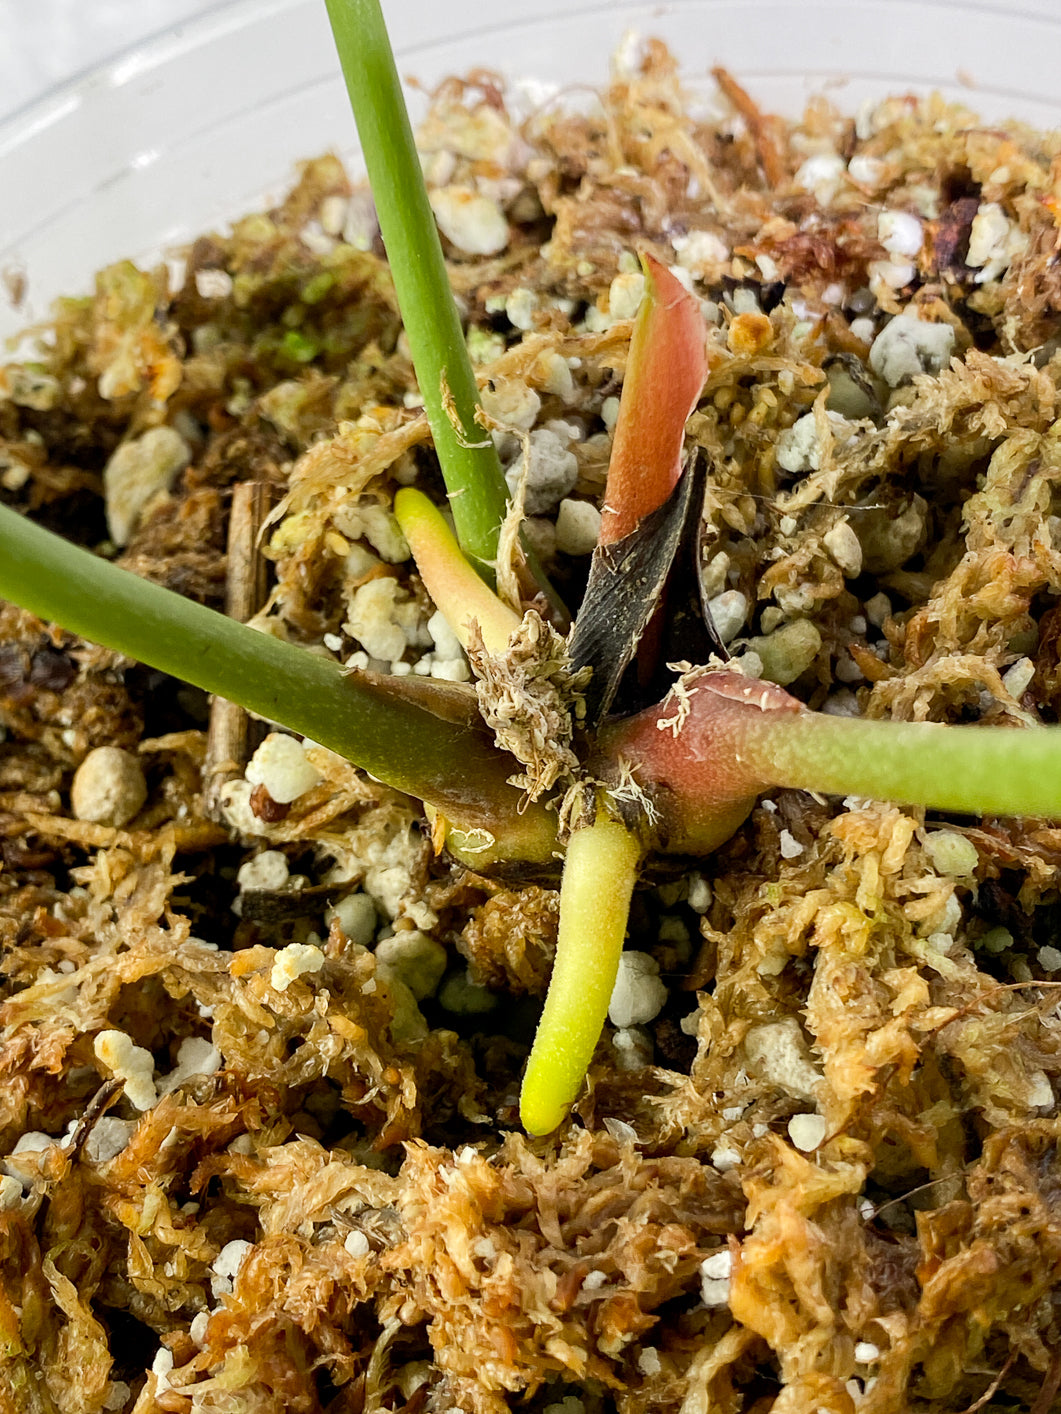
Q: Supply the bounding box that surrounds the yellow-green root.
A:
[519,806,643,1135]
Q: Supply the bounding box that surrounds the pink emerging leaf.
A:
[599,252,708,545]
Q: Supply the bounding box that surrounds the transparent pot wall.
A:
[2,0,1061,341]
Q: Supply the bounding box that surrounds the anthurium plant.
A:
[2,0,1061,1136]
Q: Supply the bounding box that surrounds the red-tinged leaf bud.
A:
[596,669,806,853]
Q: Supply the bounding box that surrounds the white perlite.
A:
[966,202,1026,282]
[85,1116,137,1165]
[429,186,509,255]
[159,1036,223,1094]
[2,1131,57,1187]
[103,425,191,546]
[505,427,579,515]
[375,930,448,1000]
[707,590,748,644]
[921,829,979,879]
[555,497,602,556]
[775,410,855,474]
[869,312,955,387]
[612,1025,654,1071]
[778,829,803,860]
[94,1030,157,1111]
[823,519,863,578]
[699,1248,733,1307]
[344,1229,370,1258]
[71,746,147,828]
[327,892,378,947]
[270,942,326,992]
[877,209,923,258]
[793,150,846,205]
[237,850,290,893]
[608,270,645,320]
[344,576,426,664]
[608,951,669,1028]
[245,733,322,804]
[854,1341,881,1363]
[0,1174,23,1209]
[788,1112,827,1151]
[743,1018,823,1102]
[210,1239,252,1299]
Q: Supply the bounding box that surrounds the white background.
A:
[0,0,224,121]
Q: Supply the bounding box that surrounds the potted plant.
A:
[2,2,1060,1409]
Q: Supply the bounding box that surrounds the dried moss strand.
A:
[746,710,1061,820]
[520,808,642,1135]
[323,0,509,581]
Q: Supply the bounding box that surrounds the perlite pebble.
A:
[85,1116,137,1164]
[922,829,979,879]
[481,378,541,433]
[2,1132,56,1186]
[506,427,578,515]
[358,502,409,562]
[245,733,322,805]
[707,590,749,644]
[555,498,602,556]
[270,942,326,992]
[71,746,148,828]
[1002,656,1035,699]
[746,619,822,686]
[344,578,417,663]
[94,1030,157,1111]
[775,411,855,475]
[612,1025,654,1071]
[787,1113,827,1151]
[865,591,891,628]
[868,312,955,387]
[607,951,668,1028]
[159,1036,223,1094]
[344,1230,371,1259]
[328,892,378,947]
[699,1248,733,1307]
[854,1342,881,1364]
[687,874,712,912]
[743,1018,823,1103]
[1038,945,1061,972]
[103,425,191,546]
[374,931,448,1001]
[877,210,923,258]
[823,519,863,578]
[210,1239,252,1298]
[429,186,509,255]
[0,1175,23,1209]
[236,850,290,893]
[438,969,498,1015]
[608,270,645,320]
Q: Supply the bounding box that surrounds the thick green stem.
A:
[747,709,1061,819]
[602,670,1061,855]
[520,804,643,1135]
[323,0,509,580]
[0,502,555,856]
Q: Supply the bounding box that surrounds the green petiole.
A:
[323,0,510,582]
[0,502,556,856]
